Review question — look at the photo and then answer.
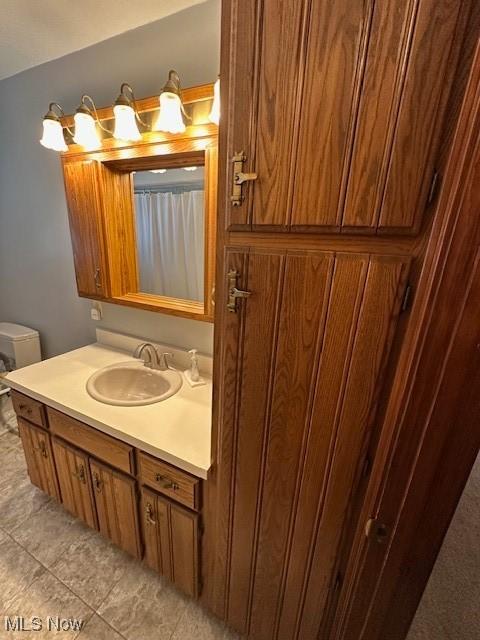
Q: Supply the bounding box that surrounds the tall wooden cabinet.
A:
[208,1,472,639]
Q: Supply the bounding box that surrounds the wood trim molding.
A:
[328,37,480,640]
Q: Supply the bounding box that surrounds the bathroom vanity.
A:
[6,331,212,599]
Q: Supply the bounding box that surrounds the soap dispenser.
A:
[184,349,206,387]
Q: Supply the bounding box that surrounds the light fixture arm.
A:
[79,94,111,134]
[47,102,74,136]
[119,83,148,128]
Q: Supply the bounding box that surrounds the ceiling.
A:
[0,0,207,81]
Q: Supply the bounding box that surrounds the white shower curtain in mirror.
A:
[134,190,204,301]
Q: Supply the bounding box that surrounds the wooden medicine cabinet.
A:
[60,84,217,322]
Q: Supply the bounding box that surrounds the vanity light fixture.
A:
[73,95,107,150]
[209,77,220,125]
[113,83,145,141]
[154,70,188,134]
[40,103,71,152]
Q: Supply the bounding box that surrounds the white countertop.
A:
[6,340,213,479]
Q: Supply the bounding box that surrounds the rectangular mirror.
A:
[133,164,206,302]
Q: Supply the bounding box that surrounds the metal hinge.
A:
[231,151,257,206]
[401,283,413,313]
[227,269,252,312]
[365,517,389,544]
[427,170,441,206]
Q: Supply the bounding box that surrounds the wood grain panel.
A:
[62,159,108,298]
[11,391,47,429]
[170,501,199,599]
[248,251,334,639]
[276,254,369,638]
[226,250,285,632]
[298,255,409,639]
[342,1,417,229]
[47,408,134,475]
[251,1,306,229]
[52,438,97,529]
[98,165,138,297]
[90,459,141,558]
[291,0,367,228]
[18,418,60,500]
[141,487,172,579]
[379,0,462,231]
[210,249,249,619]
[221,0,257,229]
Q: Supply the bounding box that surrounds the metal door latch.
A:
[227,269,251,312]
[365,517,389,544]
[231,152,257,206]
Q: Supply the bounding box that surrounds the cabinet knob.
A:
[145,502,156,525]
[155,473,179,491]
[18,403,32,415]
[72,465,86,484]
[33,441,48,458]
[93,472,102,493]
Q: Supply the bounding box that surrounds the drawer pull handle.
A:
[19,404,33,415]
[33,442,48,458]
[93,472,102,493]
[155,473,179,491]
[145,502,156,525]
[72,465,86,484]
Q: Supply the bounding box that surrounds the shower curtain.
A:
[134,189,204,301]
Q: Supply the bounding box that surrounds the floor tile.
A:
[0,477,51,533]
[77,614,125,640]
[98,561,187,640]
[172,599,240,640]
[0,536,46,610]
[50,530,135,610]
[1,571,93,639]
[10,500,96,568]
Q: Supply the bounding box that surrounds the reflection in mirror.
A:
[133,165,205,302]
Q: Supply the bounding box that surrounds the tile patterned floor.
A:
[0,400,238,640]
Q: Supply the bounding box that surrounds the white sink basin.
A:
[86,361,182,406]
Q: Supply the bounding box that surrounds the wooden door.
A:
[211,248,409,637]
[62,159,108,298]
[223,0,463,233]
[90,459,141,558]
[52,438,97,529]
[18,418,60,500]
[141,488,199,598]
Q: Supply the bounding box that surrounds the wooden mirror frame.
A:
[60,84,217,322]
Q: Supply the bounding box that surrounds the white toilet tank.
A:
[0,322,41,370]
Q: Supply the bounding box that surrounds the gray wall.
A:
[0,1,219,358]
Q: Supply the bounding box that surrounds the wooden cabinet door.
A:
[211,248,409,637]
[222,0,463,233]
[141,487,199,598]
[52,438,97,529]
[18,418,59,500]
[90,459,141,559]
[62,159,108,297]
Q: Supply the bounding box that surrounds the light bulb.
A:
[150,169,167,174]
[73,111,100,150]
[209,78,220,125]
[113,104,141,141]
[184,166,198,171]
[40,118,67,152]
[154,92,186,134]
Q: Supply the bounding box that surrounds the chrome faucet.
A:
[133,343,173,371]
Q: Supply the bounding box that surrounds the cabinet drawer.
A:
[11,390,47,429]
[47,407,134,475]
[138,452,200,511]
